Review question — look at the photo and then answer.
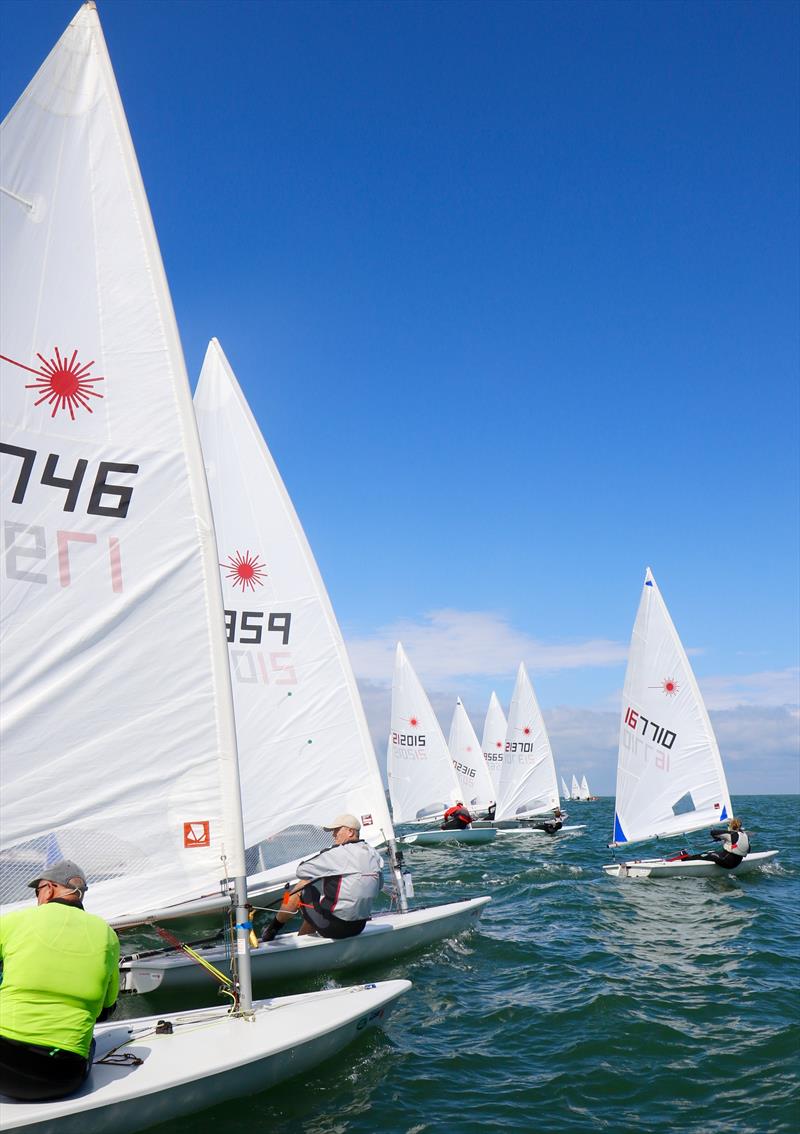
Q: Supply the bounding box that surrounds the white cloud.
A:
[358,680,800,796]
[346,608,627,685]
[699,668,800,711]
[348,612,800,795]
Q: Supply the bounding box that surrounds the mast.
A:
[89,9,254,1011]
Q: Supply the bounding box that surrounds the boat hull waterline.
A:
[493,824,586,836]
[0,981,411,1133]
[602,850,779,879]
[121,897,491,997]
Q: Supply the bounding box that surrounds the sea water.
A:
[146,794,798,1134]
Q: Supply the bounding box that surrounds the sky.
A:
[2,0,798,794]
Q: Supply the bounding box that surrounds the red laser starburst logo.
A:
[2,348,105,420]
[221,550,267,592]
[404,716,420,728]
[519,725,532,736]
[496,741,503,748]
[650,678,680,697]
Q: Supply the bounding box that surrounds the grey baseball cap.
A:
[28,859,88,892]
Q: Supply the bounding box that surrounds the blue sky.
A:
[3,0,798,792]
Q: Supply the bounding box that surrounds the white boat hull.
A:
[400,829,497,847]
[121,897,491,997]
[603,850,779,879]
[0,981,410,1133]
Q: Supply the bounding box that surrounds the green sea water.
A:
[141,794,798,1134]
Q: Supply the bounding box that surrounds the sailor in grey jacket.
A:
[261,813,384,942]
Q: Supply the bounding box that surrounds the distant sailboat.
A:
[0,5,408,1129]
[561,776,571,801]
[387,645,496,847]
[481,691,508,799]
[571,775,581,801]
[448,697,496,813]
[604,569,778,878]
[495,664,560,820]
[579,775,598,801]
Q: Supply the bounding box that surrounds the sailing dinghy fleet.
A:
[0,7,411,1131]
[0,5,779,1131]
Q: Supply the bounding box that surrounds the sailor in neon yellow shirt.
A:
[0,859,119,1101]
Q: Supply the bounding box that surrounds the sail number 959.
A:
[225,610,291,646]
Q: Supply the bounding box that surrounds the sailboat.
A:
[387,645,497,847]
[482,691,508,799]
[120,340,489,996]
[579,775,598,801]
[561,776,571,800]
[0,6,408,1129]
[571,775,582,801]
[496,664,561,821]
[480,664,584,835]
[448,697,496,813]
[604,569,778,878]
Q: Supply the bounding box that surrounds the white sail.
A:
[580,775,591,800]
[193,340,393,868]
[495,663,559,820]
[571,775,581,800]
[448,698,495,810]
[0,5,244,923]
[387,643,461,824]
[481,691,508,798]
[610,568,733,847]
[561,776,570,800]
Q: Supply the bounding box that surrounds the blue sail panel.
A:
[613,813,627,844]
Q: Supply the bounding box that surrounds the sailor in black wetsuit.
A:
[541,808,564,835]
[685,817,751,869]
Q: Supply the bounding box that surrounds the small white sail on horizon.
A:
[579,775,591,801]
[481,691,508,798]
[561,776,570,800]
[448,697,496,811]
[571,775,581,801]
[387,643,461,824]
[495,663,560,821]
